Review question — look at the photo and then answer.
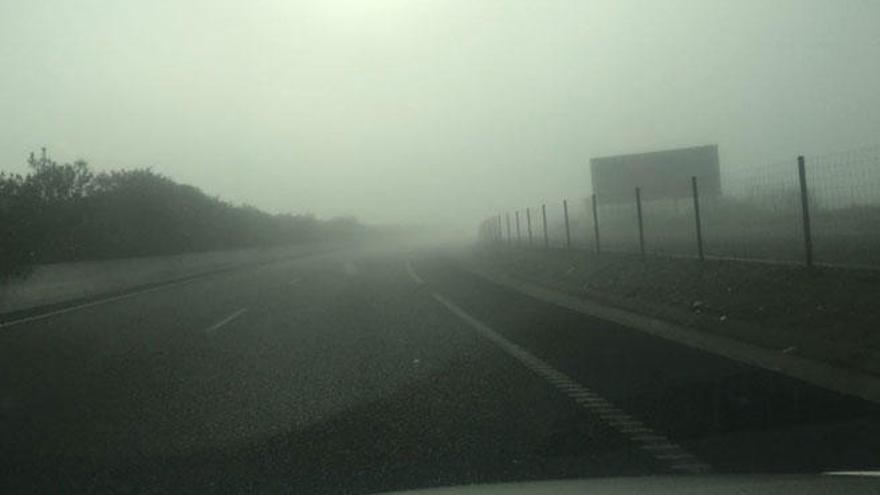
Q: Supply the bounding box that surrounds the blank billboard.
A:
[590,145,721,204]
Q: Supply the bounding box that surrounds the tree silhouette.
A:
[0,150,364,278]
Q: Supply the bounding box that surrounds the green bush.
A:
[0,151,363,277]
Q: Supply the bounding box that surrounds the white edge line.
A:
[0,277,199,329]
[431,291,712,474]
[823,471,880,477]
[204,308,248,335]
[1,248,336,330]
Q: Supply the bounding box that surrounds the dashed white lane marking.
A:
[621,427,654,434]
[343,260,359,276]
[204,308,248,335]
[288,278,302,285]
[632,434,668,442]
[431,292,713,474]
[404,258,425,286]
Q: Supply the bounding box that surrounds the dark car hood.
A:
[381,474,880,495]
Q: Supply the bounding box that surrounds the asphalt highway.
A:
[1,244,878,493]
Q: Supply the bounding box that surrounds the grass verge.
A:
[468,245,880,377]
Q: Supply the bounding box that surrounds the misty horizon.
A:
[3,0,879,227]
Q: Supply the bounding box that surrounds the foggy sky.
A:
[2,0,879,227]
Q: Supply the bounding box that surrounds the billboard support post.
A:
[563,199,571,248]
[635,187,645,257]
[691,176,704,261]
[542,204,549,248]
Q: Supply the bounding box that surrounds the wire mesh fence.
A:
[805,147,880,268]
[707,156,807,263]
[478,145,880,270]
[596,199,640,254]
[640,196,697,257]
[567,197,594,250]
[544,201,568,249]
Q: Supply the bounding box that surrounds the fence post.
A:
[497,214,503,243]
[542,203,549,248]
[563,199,571,248]
[691,176,704,261]
[635,187,645,257]
[526,208,533,245]
[506,212,512,244]
[591,193,601,254]
[515,210,521,244]
[798,156,813,267]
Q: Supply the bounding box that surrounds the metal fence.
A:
[478,146,880,270]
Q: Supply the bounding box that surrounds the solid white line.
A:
[824,471,880,477]
[204,308,248,335]
[405,258,425,286]
[0,277,199,329]
[431,291,712,474]
[1,248,337,330]
[597,247,880,273]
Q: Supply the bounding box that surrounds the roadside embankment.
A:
[466,245,880,377]
[0,242,339,316]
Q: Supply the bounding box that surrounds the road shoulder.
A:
[453,253,880,405]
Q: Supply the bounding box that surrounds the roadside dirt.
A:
[470,245,880,376]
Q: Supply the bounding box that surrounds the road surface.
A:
[1,244,879,493]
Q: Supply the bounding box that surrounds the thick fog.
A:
[2,0,879,229]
